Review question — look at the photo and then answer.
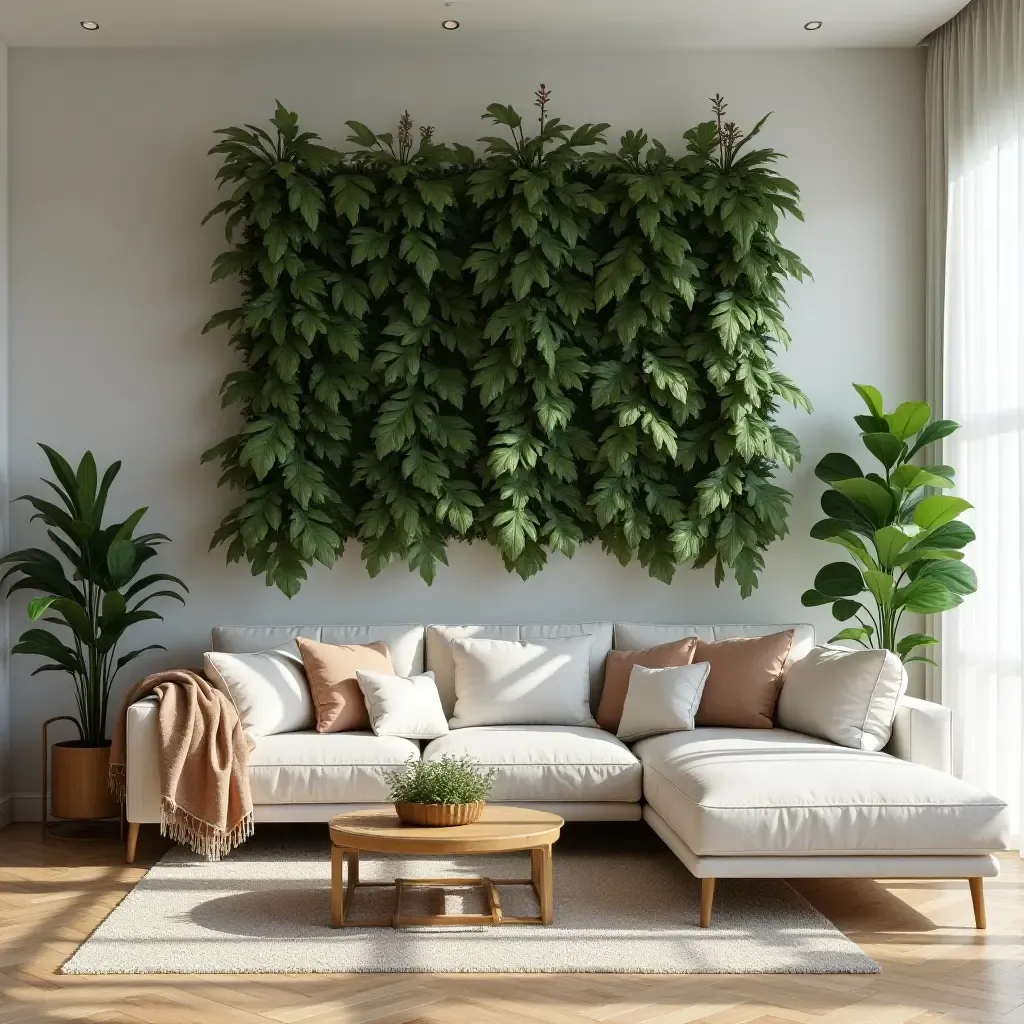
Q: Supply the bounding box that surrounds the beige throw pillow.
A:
[777,645,908,751]
[356,669,449,741]
[693,630,795,728]
[616,662,711,742]
[597,638,698,732]
[203,647,314,738]
[295,637,394,733]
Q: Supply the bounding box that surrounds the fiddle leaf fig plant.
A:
[0,446,188,745]
[801,385,976,665]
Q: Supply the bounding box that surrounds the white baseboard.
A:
[0,794,13,828]
[13,792,42,822]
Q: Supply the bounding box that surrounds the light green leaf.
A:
[862,569,896,606]
[853,383,884,418]
[912,495,973,531]
[885,401,931,440]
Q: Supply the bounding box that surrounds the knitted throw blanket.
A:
[109,669,254,859]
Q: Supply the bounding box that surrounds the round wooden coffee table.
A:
[328,806,563,928]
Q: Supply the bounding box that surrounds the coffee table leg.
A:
[330,845,344,927]
[531,845,553,925]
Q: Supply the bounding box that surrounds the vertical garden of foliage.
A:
[202,90,809,597]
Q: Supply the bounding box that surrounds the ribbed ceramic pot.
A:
[50,741,120,820]
[394,800,484,827]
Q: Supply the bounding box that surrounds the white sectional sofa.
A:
[125,621,1011,927]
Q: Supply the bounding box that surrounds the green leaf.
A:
[102,591,127,620]
[873,524,916,565]
[885,401,931,440]
[912,559,977,595]
[896,633,939,659]
[801,588,831,607]
[895,578,960,613]
[814,453,863,483]
[925,520,976,549]
[909,418,959,456]
[862,569,896,606]
[831,598,863,621]
[912,495,973,531]
[27,596,57,621]
[862,432,904,470]
[106,539,136,581]
[814,562,864,598]
[890,465,954,491]
[853,383,884,418]
[828,626,872,646]
[831,478,892,525]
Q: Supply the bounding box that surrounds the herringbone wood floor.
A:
[2,823,1023,1024]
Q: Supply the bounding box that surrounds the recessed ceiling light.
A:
[803,20,822,30]
[80,20,99,30]
[442,19,460,30]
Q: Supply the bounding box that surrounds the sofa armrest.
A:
[887,695,952,773]
[126,696,163,823]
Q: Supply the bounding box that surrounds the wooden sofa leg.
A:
[969,877,987,929]
[126,822,140,864]
[700,878,716,928]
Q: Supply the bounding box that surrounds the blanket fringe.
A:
[159,797,254,861]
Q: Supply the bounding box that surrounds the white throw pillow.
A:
[449,635,596,728]
[777,645,908,751]
[356,669,449,741]
[616,662,711,742]
[203,647,314,738]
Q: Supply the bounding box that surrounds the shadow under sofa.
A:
[124,621,1011,928]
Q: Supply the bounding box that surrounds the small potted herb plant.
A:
[385,754,497,826]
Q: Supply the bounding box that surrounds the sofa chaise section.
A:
[637,700,1011,927]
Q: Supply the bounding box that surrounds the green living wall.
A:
[202,90,809,597]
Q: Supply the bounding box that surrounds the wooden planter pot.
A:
[394,801,484,827]
[49,741,119,821]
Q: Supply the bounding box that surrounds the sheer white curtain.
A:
[927,0,1024,846]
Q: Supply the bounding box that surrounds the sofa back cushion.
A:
[211,625,424,678]
[613,623,814,663]
[448,635,597,728]
[426,622,613,717]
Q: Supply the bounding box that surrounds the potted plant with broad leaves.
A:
[801,385,977,667]
[0,446,188,822]
[386,754,497,827]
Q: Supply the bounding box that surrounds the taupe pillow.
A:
[295,637,394,733]
[693,630,795,728]
[597,638,698,732]
[777,645,908,750]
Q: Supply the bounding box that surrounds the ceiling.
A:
[0,0,967,49]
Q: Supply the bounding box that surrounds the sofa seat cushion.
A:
[247,732,419,804]
[423,726,642,803]
[635,728,1010,857]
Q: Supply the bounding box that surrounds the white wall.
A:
[6,47,925,811]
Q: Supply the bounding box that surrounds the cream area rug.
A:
[63,826,878,975]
